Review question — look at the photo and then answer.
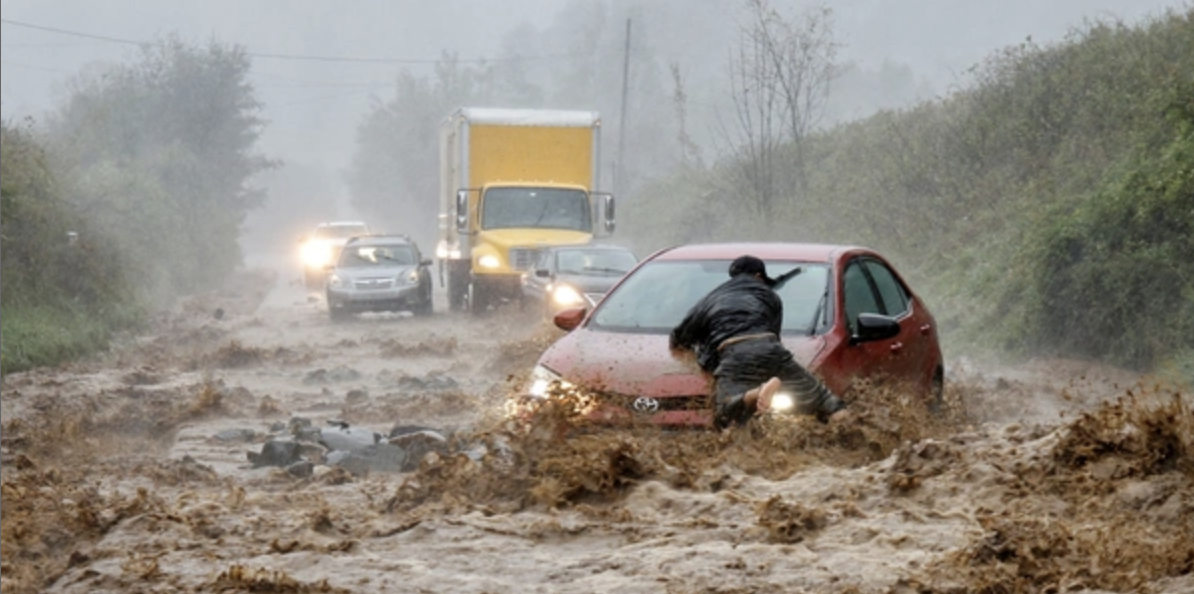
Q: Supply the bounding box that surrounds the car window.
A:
[843,259,882,333]
[337,244,415,267]
[590,259,829,334]
[863,259,910,317]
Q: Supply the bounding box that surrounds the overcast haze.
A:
[2,0,1185,244]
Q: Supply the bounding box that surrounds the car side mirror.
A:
[534,268,551,278]
[850,313,901,345]
[420,258,433,267]
[553,307,587,332]
[455,190,469,233]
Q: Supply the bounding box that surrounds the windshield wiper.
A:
[582,266,629,275]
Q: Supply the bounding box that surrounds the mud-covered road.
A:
[2,268,1191,594]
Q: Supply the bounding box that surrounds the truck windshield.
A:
[481,188,591,232]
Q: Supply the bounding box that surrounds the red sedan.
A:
[522,242,944,428]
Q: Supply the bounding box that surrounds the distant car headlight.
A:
[551,285,584,307]
[770,392,795,412]
[527,365,571,399]
[301,242,332,268]
[404,269,419,284]
[328,274,343,289]
[478,254,501,269]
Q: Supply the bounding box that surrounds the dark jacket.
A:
[669,274,781,372]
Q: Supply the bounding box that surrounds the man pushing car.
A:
[669,255,851,429]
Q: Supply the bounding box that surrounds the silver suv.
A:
[325,235,433,320]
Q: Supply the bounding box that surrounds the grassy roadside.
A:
[0,302,140,375]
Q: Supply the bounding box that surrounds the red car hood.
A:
[538,328,827,398]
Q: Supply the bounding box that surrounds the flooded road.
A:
[2,267,1190,594]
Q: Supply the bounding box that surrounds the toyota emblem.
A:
[631,397,659,413]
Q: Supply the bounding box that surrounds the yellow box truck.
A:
[437,108,615,313]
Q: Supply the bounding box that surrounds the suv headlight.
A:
[527,364,571,398]
[328,274,343,289]
[404,269,419,284]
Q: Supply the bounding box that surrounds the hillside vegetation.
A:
[623,8,1193,379]
[1,38,271,374]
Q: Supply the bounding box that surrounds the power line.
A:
[0,17,599,65]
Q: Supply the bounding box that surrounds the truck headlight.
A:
[770,392,795,412]
[478,254,501,269]
[551,285,584,307]
[527,365,571,398]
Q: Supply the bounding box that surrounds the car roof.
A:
[345,234,415,245]
[651,242,866,263]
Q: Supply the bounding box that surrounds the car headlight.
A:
[301,242,332,268]
[404,269,419,284]
[328,274,343,289]
[770,392,795,412]
[551,284,584,307]
[478,254,501,269]
[527,364,571,398]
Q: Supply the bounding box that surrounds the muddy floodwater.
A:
[2,269,1191,594]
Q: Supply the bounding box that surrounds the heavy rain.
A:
[2,1,1192,593]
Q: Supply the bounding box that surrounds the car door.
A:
[833,256,906,392]
[863,258,936,393]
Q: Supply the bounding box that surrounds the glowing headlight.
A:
[770,392,795,412]
[328,274,343,289]
[301,242,332,267]
[551,285,584,307]
[527,364,571,398]
[404,269,419,284]
[478,254,501,269]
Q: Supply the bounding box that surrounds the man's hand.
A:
[670,346,694,362]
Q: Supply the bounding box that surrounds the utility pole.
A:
[615,18,632,198]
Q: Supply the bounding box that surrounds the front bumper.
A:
[327,284,422,312]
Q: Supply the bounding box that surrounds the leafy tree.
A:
[48,36,273,296]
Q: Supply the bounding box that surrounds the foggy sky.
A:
[2,0,1186,230]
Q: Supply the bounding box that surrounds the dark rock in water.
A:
[213,307,225,320]
[388,424,439,438]
[248,440,303,468]
[328,443,407,475]
[303,365,362,385]
[286,460,314,478]
[346,388,369,404]
[319,424,380,452]
[389,429,448,471]
[303,369,328,385]
[213,428,257,443]
[268,421,287,433]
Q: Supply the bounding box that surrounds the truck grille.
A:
[508,248,537,271]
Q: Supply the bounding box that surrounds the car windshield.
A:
[555,249,637,276]
[590,259,830,334]
[337,244,416,268]
[315,224,368,239]
[482,188,591,232]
